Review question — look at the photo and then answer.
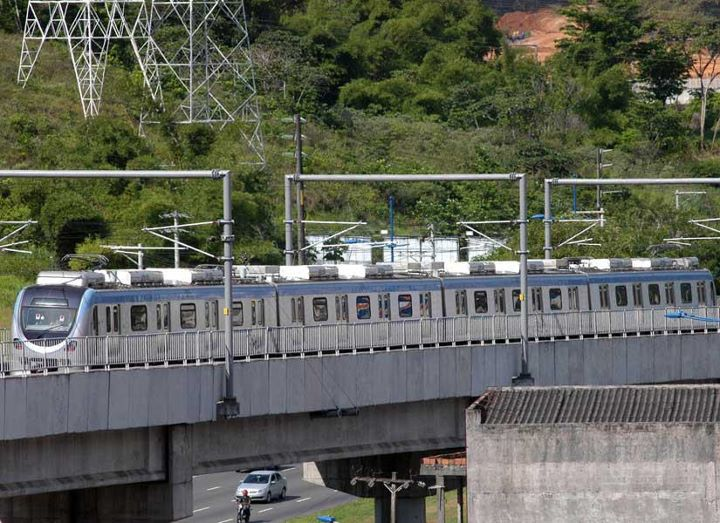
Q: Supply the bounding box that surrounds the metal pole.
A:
[294,114,306,265]
[137,243,144,270]
[0,170,219,178]
[544,179,552,260]
[389,195,395,262]
[218,171,239,417]
[390,472,397,523]
[430,223,436,263]
[675,190,680,210]
[173,211,180,268]
[516,173,532,384]
[596,148,601,211]
[284,175,294,266]
[551,178,720,186]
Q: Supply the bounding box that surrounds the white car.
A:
[235,470,287,502]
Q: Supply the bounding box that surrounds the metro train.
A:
[11,257,715,362]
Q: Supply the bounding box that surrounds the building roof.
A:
[472,385,720,425]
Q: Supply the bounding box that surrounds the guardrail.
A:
[1,308,719,375]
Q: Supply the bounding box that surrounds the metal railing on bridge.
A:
[1,307,719,375]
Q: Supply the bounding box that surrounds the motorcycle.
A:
[235,497,251,523]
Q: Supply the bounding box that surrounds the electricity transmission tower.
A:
[18,0,264,164]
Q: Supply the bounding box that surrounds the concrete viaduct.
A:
[1,332,718,522]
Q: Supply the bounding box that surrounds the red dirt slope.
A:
[497,7,568,62]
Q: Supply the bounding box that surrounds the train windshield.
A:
[21,306,77,339]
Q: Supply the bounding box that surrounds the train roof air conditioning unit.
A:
[98,270,164,287]
[36,271,106,288]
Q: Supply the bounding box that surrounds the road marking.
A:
[193,506,210,513]
[258,508,274,513]
[281,466,296,471]
[217,519,234,523]
[206,486,221,491]
[296,497,312,503]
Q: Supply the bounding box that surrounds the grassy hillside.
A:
[2,0,720,326]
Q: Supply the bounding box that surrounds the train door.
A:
[333,294,350,350]
[103,304,122,363]
[452,290,469,341]
[246,299,265,356]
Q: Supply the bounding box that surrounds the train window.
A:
[106,306,111,332]
[336,297,342,320]
[512,290,521,312]
[232,302,243,326]
[205,302,210,329]
[357,296,371,320]
[131,305,148,331]
[474,291,488,314]
[340,296,348,321]
[598,285,610,309]
[455,291,467,315]
[291,298,296,323]
[681,283,692,304]
[163,303,170,330]
[156,304,162,330]
[698,282,707,305]
[180,303,196,329]
[665,282,676,305]
[549,288,563,311]
[384,294,391,320]
[633,284,643,307]
[495,289,506,314]
[112,305,120,332]
[615,286,628,307]
[258,299,265,325]
[313,297,328,322]
[568,287,579,310]
[251,301,257,325]
[92,306,99,336]
[212,301,219,329]
[648,284,661,305]
[531,288,543,312]
[297,297,305,323]
[399,294,413,318]
[420,292,432,317]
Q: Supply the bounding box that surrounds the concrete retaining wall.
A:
[466,420,720,522]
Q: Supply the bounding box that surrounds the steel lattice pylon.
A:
[18,0,264,165]
[143,0,263,162]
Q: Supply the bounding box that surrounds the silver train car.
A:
[11,258,715,366]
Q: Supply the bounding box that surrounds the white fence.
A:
[2,307,719,375]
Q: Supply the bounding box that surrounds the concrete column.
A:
[436,475,445,523]
[457,479,464,523]
[375,496,427,523]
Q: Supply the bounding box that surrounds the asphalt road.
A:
[180,466,356,523]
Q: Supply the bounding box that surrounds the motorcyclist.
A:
[236,489,251,522]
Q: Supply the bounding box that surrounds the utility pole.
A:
[351,472,425,523]
[389,195,395,262]
[159,210,189,268]
[294,114,306,265]
[428,223,436,262]
[595,148,613,211]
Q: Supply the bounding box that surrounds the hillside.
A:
[0,0,719,324]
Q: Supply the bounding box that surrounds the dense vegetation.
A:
[2,0,720,317]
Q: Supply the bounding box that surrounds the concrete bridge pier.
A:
[0,425,193,523]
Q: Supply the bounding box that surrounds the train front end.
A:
[11,272,95,369]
